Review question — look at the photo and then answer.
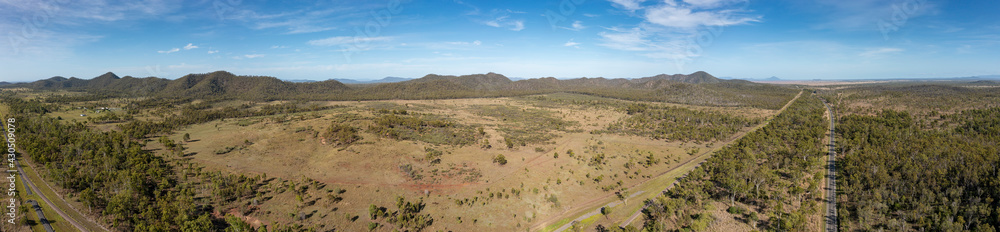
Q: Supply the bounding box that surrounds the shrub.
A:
[324,122,361,146]
[493,154,508,165]
[727,206,746,215]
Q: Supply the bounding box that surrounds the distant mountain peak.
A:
[95,72,121,80]
[639,71,721,84]
[46,76,68,81]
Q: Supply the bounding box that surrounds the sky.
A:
[1,0,999,82]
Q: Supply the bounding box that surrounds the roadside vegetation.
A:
[833,84,1000,231]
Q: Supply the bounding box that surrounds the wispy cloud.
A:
[860,47,903,57]
[454,0,482,15]
[484,16,525,31]
[308,36,394,46]
[208,50,219,54]
[561,21,587,31]
[449,40,483,46]
[233,54,265,59]
[158,48,180,54]
[645,4,759,28]
[184,43,198,50]
[564,39,581,48]
[599,0,758,63]
[609,0,646,11]
[462,6,527,31]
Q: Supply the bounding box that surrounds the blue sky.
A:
[1,0,998,82]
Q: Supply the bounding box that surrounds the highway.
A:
[26,200,56,232]
[821,98,838,232]
[18,160,89,231]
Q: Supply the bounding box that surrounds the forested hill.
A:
[6,70,798,109]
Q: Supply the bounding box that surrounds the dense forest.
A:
[603,103,759,142]
[836,108,1000,231]
[607,92,828,231]
[7,70,798,110]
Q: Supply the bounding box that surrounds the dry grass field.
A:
[130,93,779,231]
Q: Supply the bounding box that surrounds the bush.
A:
[727,206,746,215]
[324,122,361,146]
[493,154,508,165]
[547,194,560,207]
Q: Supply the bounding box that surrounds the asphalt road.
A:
[17,160,89,231]
[26,200,56,232]
[822,98,838,232]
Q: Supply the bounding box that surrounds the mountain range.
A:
[3,70,798,109]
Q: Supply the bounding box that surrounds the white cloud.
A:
[645,4,759,28]
[285,25,337,34]
[510,20,525,31]
[184,43,198,50]
[560,21,586,31]
[484,16,525,31]
[609,0,645,11]
[308,36,393,46]
[598,0,759,66]
[234,54,265,59]
[271,45,287,49]
[860,48,903,57]
[682,0,745,9]
[564,40,581,48]
[598,28,652,52]
[158,48,180,54]
[208,50,219,54]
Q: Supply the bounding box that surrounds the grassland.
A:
[137,93,777,231]
[2,87,785,231]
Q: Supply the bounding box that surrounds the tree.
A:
[182,133,190,142]
[493,154,508,165]
[601,206,613,218]
[616,189,629,205]
[181,214,213,232]
[224,215,255,232]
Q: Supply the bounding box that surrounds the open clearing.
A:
[147,93,778,231]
